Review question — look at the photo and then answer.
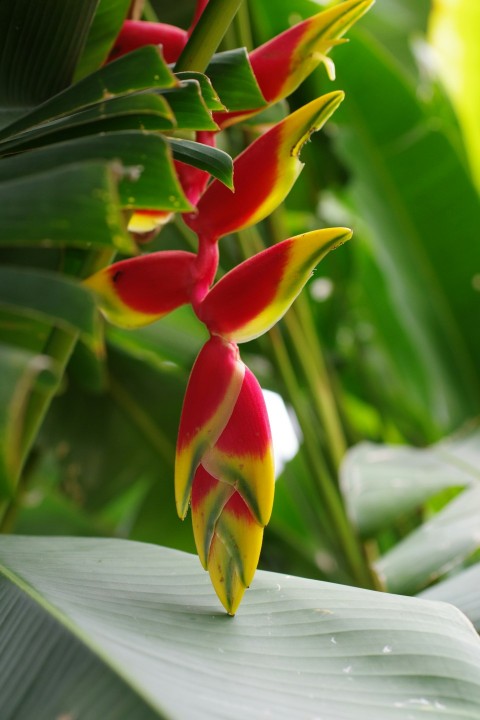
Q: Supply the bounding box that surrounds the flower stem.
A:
[175,0,245,72]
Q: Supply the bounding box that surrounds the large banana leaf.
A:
[1,536,480,719]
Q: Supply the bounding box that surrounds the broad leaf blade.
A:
[1,538,480,719]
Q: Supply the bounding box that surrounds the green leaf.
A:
[206,49,266,111]
[0,132,191,212]
[420,562,480,632]
[341,427,480,536]
[0,0,98,106]
[0,47,176,142]
[0,161,134,253]
[330,30,480,428]
[377,485,480,595]
[1,537,480,719]
[176,72,225,111]
[0,94,175,155]
[169,137,233,189]
[161,80,218,130]
[0,344,58,497]
[74,0,132,81]
[0,267,102,350]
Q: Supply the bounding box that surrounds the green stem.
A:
[269,326,374,587]
[175,0,245,72]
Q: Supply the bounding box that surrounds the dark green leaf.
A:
[206,49,266,111]
[0,0,98,105]
[74,0,132,81]
[0,47,176,142]
[169,137,233,188]
[0,161,134,253]
[161,81,218,130]
[0,132,191,211]
[0,267,102,350]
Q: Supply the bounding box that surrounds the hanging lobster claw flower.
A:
[197,227,352,342]
[214,0,374,129]
[184,92,344,243]
[83,250,196,328]
[193,469,265,615]
[185,358,274,615]
[108,20,187,64]
[175,336,245,519]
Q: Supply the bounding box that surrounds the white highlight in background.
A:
[263,390,300,477]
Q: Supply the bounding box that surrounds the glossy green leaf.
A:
[420,562,480,632]
[0,0,98,106]
[206,49,266,111]
[341,427,480,536]
[176,72,225,111]
[377,485,480,594]
[0,94,175,155]
[169,137,233,188]
[0,345,58,497]
[1,537,480,719]
[0,47,176,142]
[74,0,132,81]
[161,80,218,130]
[0,132,191,211]
[330,30,480,428]
[0,161,134,253]
[0,267,102,350]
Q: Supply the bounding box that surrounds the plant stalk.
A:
[175,0,245,72]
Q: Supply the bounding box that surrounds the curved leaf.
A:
[169,137,233,188]
[1,537,480,719]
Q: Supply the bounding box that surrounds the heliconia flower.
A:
[184,92,344,243]
[197,227,351,342]
[180,347,274,615]
[214,0,374,129]
[83,250,197,328]
[108,20,187,64]
[175,336,245,520]
[127,209,174,238]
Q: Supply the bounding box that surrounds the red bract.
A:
[108,20,187,64]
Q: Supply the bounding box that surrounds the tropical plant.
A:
[1,0,480,717]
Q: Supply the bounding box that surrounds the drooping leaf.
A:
[1,537,480,719]
[376,485,480,595]
[169,137,233,188]
[341,427,480,536]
